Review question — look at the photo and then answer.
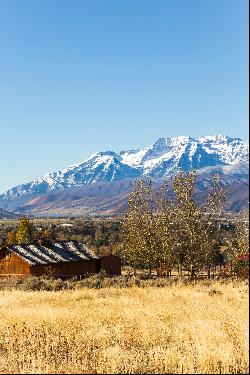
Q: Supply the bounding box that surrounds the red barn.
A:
[0,240,121,279]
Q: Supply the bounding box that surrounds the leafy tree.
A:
[15,218,36,244]
[121,172,225,278]
[121,179,158,274]
[172,172,224,278]
[236,210,249,255]
[39,223,57,241]
[231,209,249,278]
[6,231,17,245]
[154,181,176,277]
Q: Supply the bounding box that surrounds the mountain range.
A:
[0,208,21,220]
[0,134,248,216]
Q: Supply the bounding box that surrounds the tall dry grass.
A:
[0,282,248,374]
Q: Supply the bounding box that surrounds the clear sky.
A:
[0,0,249,193]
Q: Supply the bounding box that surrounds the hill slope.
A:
[0,208,21,219]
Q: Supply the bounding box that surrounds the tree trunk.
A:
[190,265,195,279]
[207,265,211,279]
[179,266,183,277]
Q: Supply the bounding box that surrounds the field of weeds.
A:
[0,281,248,374]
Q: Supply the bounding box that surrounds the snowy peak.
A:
[0,134,248,200]
[1,150,140,199]
[197,135,248,165]
[141,138,170,163]
[170,135,194,146]
[150,137,169,151]
[198,134,230,143]
[120,134,248,176]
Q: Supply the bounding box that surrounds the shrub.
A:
[208,288,223,296]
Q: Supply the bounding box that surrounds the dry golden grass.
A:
[0,282,248,374]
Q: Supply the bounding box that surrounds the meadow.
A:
[0,280,248,374]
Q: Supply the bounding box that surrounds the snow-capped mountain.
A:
[120,135,248,178]
[1,134,248,200]
[1,151,140,199]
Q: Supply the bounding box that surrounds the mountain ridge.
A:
[0,208,21,219]
[1,134,248,201]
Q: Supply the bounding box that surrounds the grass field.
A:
[0,281,248,374]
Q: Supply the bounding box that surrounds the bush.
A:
[233,256,249,279]
[0,276,74,291]
[0,273,247,291]
[208,288,223,296]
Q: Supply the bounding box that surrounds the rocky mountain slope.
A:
[1,134,248,200]
[0,134,248,216]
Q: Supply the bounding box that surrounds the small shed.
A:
[98,255,121,276]
[0,240,121,279]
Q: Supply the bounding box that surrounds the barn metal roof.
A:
[6,240,99,266]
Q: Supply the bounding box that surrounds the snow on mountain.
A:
[1,134,248,200]
[120,134,248,178]
[1,151,140,199]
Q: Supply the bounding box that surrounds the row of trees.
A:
[4,217,120,256]
[120,172,248,278]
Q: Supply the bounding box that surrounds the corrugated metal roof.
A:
[6,240,99,266]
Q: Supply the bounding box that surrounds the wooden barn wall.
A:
[100,255,121,276]
[0,250,31,275]
[0,248,122,278]
[31,259,97,277]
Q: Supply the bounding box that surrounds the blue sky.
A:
[0,0,248,193]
